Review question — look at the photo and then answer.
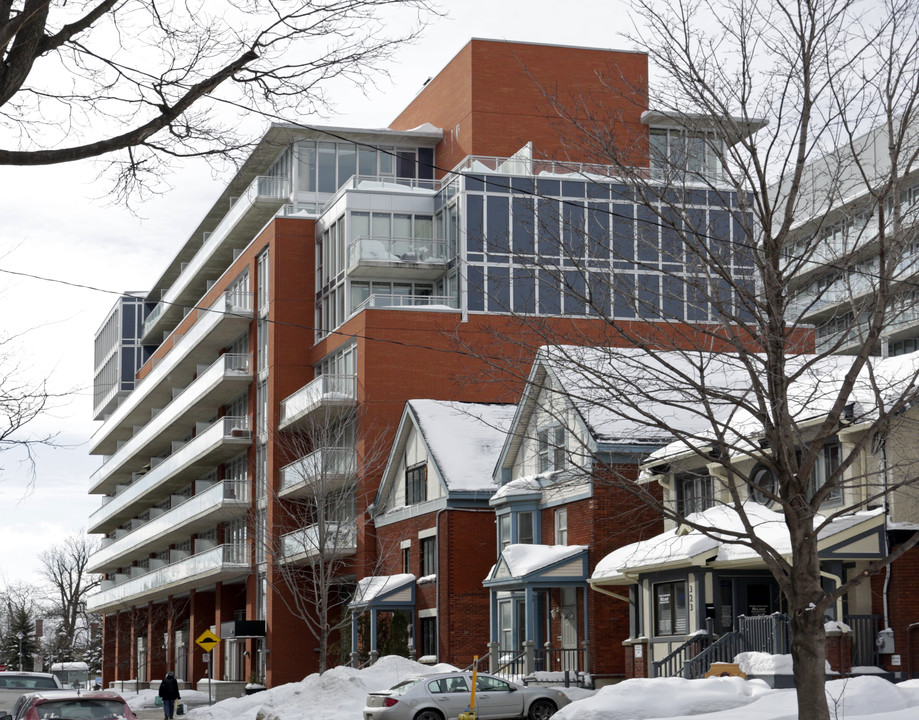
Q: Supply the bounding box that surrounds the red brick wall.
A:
[390,39,650,174]
[871,544,919,673]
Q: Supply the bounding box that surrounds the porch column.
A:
[525,586,536,675]
[350,612,359,667]
[369,610,379,664]
[582,585,591,675]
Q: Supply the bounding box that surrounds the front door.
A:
[560,587,578,672]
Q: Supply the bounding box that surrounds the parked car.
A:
[0,690,137,720]
[363,671,569,720]
[0,673,62,716]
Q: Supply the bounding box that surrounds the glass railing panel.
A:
[279,448,356,492]
[353,294,459,314]
[91,354,251,485]
[347,237,450,267]
[89,416,250,522]
[279,375,356,425]
[280,522,357,559]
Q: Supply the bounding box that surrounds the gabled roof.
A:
[374,400,516,516]
[590,503,886,586]
[484,544,588,587]
[349,573,416,610]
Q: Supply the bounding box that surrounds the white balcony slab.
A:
[279,375,356,430]
[279,447,356,499]
[89,416,251,518]
[89,354,251,487]
[143,174,288,342]
[88,481,250,573]
[87,544,249,612]
[279,522,357,564]
[91,291,252,457]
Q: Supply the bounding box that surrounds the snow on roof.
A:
[491,543,587,580]
[409,400,517,492]
[491,474,544,501]
[592,503,884,583]
[351,574,415,605]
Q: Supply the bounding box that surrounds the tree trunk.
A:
[790,606,830,720]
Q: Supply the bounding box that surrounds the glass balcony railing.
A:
[89,416,251,514]
[347,236,450,271]
[89,354,251,487]
[279,448,356,497]
[279,375,357,429]
[92,291,252,455]
[88,481,249,572]
[87,543,249,611]
[143,175,287,340]
[353,293,459,314]
[279,522,357,562]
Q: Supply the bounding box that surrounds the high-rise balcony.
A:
[279,522,357,564]
[347,237,450,280]
[88,481,250,574]
[143,174,288,342]
[88,416,251,519]
[91,291,253,457]
[352,293,459,313]
[279,375,357,430]
[88,354,251,488]
[279,448,356,499]
[87,543,249,612]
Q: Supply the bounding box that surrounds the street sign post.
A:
[196,630,221,706]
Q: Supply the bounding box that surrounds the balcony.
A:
[91,291,253,457]
[88,481,250,574]
[143,174,288,342]
[279,375,357,430]
[279,448,356,499]
[347,237,450,280]
[89,354,251,487]
[89,416,251,519]
[87,543,249,612]
[352,293,459,314]
[279,522,357,564]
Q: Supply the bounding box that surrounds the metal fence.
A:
[845,614,883,668]
[737,613,791,655]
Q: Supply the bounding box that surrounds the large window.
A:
[537,426,566,473]
[420,536,437,576]
[809,441,842,506]
[555,508,568,545]
[405,464,426,505]
[518,512,535,545]
[498,514,512,553]
[654,581,688,636]
[420,617,437,658]
[677,473,714,516]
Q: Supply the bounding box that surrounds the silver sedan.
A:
[363,671,570,720]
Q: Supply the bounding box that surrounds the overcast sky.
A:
[0,0,635,587]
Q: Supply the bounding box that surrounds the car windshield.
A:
[0,676,59,689]
[33,699,127,720]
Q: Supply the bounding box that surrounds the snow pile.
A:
[553,676,769,720]
[184,656,456,720]
[736,652,836,676]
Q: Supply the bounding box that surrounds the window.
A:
[499,514,512,553]
[654,581,688,636]
[402,547,411,574]
[750,464,777,505]
[538,426,566,473]
[518,512,535,545]
[809,441,842,506]
[420,537,437,576]
[555,508,568,545]
[405,464,426,505]
[420,617,437,659]
[677,473,714,516]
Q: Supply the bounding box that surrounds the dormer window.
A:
[809,441,842,506]
[677,473,714,516]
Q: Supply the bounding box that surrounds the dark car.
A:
[1,690,138,720]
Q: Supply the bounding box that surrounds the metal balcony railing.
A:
[279,447,356,495]
[279,375,356,428]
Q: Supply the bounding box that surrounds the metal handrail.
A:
[652,633,710,678]
[684,632,751,679]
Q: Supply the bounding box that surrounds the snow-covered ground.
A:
[115,655,919,720]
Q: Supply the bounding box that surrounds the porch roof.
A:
[349,573,416,610]
[484,544,588,588]
[590,503,885,586]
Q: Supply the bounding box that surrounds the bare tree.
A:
[0,0,437,196]
[38,535,102,663]
[265,408,390,673]
[451,1,919,717]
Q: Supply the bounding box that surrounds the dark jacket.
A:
[159,675,181,701]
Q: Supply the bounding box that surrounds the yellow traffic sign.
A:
[196,629,221,652]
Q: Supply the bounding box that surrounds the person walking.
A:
[158,671,181,720]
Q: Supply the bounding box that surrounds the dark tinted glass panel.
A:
[513,269,536,314]
[487,196,510,254]
[467,266,484,311]
[466,195,483,253]
[512,197,535,254]
[417,148,434,179]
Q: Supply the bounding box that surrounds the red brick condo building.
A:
[86,38,756,689]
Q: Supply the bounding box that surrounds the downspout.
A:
[878,434,891,630]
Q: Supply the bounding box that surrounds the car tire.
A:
[414,710,444,720]
[528,698,558,720]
